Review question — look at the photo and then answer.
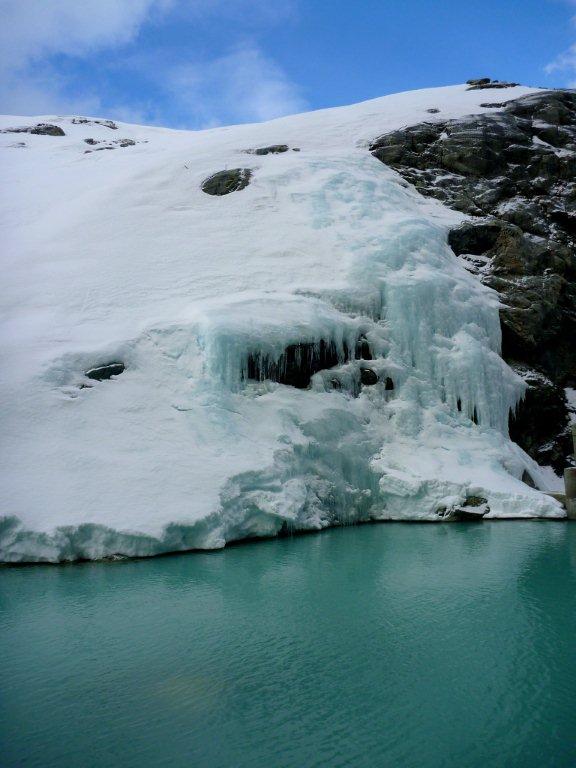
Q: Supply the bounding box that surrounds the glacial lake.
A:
[1,522,576,768]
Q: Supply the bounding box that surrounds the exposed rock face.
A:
[369,91,576,244]
[509,367,572,473]
[448,219,575,382]
[202,169,252,196]
[370,89,576,469]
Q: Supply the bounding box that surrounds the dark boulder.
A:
[466,78,491,86]
[360,368,378,386]
[202,169,252,196]
[85,363,125,381]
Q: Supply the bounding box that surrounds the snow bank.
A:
[0,84,564,562]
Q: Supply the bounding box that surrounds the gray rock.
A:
[360,368,378,386]
[201,168,252,196]
[466,78,491,86]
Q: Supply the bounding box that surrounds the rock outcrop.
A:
[83,138,137,153]
[71,118,118,130]
[244,144,290,155]
[370,88,576,469]
[2,123,65,136]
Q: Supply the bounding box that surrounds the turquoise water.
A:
[1,522,576,768]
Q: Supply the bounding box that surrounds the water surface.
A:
[1,522,576,767]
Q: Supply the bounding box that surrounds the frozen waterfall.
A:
[0,84,564,562]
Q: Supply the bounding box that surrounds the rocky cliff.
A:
[369,85,576,472]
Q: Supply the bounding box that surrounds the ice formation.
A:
[0,84,564,562]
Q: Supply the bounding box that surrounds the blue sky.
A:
[0,0,575,127]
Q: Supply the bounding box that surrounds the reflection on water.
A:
[1,523,576,768]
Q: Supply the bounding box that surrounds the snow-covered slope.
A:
[0,84,564,562]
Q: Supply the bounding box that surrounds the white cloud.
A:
[166,46,307,126]
[0,69,101,117]
[544,0,576,84]
[0,0,305,127]
[0,0,169,73]
[0,0,171,116]
[545,43,576,81]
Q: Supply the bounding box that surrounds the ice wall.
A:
[0,86,565,562]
